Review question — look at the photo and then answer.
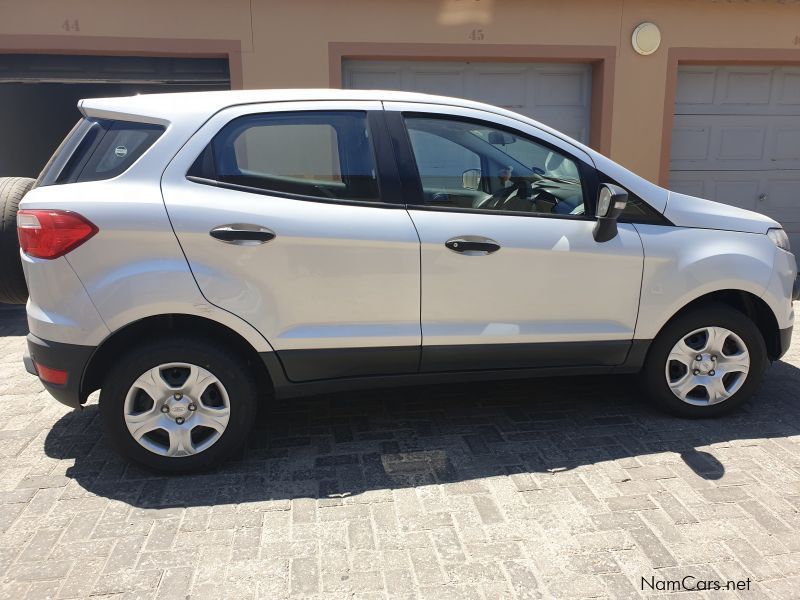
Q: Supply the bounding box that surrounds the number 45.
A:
[62,19,80,32]
[469,29,484,41]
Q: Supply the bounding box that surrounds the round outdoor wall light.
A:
[632,22,661,56]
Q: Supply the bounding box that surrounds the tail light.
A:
[17,209,98,259]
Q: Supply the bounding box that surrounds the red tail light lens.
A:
[17,209,98,259]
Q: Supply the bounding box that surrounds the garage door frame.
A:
[0,33,243,89]
[659,47,800,187]
[329,42,616,155]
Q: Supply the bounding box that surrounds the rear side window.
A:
[188,111,379,202]
[37,118,164,187]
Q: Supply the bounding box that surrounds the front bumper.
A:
[24,333,95,409]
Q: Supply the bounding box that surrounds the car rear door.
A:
[384,102,644,372]
[161,101,421,382]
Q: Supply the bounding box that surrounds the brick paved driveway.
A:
[1,304,799,599]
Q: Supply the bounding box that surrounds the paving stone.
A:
[0,305,798,598]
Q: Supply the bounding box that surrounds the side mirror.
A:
[593,183,628,243]
[462,168,481,190]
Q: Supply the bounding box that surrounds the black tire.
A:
[99,336,258,474]
[0,176,35,305]
[641,304,768,418]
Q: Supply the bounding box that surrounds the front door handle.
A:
[210,224,276,245]
[445,236,501,254]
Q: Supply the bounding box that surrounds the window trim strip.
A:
[185,175,408,209]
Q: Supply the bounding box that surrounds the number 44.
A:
[62,19,80,32]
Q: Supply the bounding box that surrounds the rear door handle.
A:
[445,236,501,254]
[210,224,276,245]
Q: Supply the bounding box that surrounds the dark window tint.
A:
[37,118,164,187]
[37,118,98,187]
[79,121,164,182]
[404,115,587,217]
[191,111,379,202]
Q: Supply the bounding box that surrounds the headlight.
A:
[767,228,791,252]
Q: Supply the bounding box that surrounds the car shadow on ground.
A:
[3,305,798,509]
[0,304,28,336]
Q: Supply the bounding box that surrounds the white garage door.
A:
[669,65,800,247]
[343,60,592,143]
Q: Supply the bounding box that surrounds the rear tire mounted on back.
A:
[99,336,258,473]
[0,177,35,304]
[641,304,768,418]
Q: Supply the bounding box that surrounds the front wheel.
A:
[641,305,768,418]
[99,337,258,473]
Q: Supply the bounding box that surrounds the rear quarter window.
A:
[37,118,164,187]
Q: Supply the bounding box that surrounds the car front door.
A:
[161,102,421,382]
[384,102,644,372]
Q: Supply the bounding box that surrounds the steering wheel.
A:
[478,184,521,210]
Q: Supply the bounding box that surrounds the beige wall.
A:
[2,0,800,182]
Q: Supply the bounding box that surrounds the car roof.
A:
[80,88,567,138]
[80,88,509,118]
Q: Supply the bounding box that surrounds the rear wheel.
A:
[641,305,768,418]
[99,337,258,473]
[0,177,35,304]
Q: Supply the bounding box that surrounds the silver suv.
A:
[19,90,798,472]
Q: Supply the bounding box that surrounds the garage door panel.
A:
[669,169,800,230]
[530,109,587,142]
[670,171,760,211]
[535,71,587,107]
[779,71,800,104]
[344,60,591,143]
[347,69,403,90]
[676,69,717,106]
[676,65,800,116]
[765,175,800,243]
[721,69,773,106]
[670,114,800,171]
[714,180,761,211]
[775,128,800,160]
[766,177,800,208]
[471,71,527,108]
[667,178,706,199]
[671,125,711,162]
[412,71,466,97]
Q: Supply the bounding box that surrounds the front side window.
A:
[404,115,587,216]
[192,111,379,202]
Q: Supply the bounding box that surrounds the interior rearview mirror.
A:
[462,168,481,190]
[593,183,628,243]
[487,131,516,145]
